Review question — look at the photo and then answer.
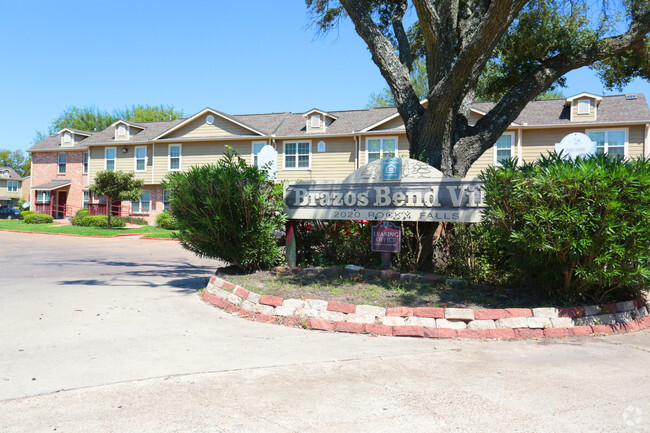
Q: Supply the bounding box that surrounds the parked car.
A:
[0,208,22,220]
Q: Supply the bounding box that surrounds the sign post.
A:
[285,219,296,267]
[371,222,401,269]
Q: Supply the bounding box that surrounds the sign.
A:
[381,158,401,180]
[555,132,597,159]
[283,158,484,223]
[257,144,278,181]
[317,141,326,152]
[371,222,401,253]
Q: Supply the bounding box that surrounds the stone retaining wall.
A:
[202,275,650,340]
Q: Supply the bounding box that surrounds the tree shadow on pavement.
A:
[55,258,214,294]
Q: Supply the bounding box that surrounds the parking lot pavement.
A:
[1,230,649,432]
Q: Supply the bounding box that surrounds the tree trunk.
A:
[407,107,458,177]
[107,197,112,229]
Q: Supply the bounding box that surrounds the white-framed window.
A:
[311,114,321,128]
[132,190,151,214]
[577,99,591,115]
[283,141,311,170]
[366,137,397,164]
[117,124,126,137]
[163,189,171,211]
[252,142,266,167]
[169,144,181,171]
[135,146,147,172]
[82,190,89,208]
[587,129,627,158]
[105,147,116,170]
[58,153,67,174]
[493,133,515,166]
[83,152,89,174]
[63,132,71,143]
[7,181,18,192]
[36,190,51,203]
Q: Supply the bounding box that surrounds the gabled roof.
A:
[0,166,23,181]
[565,92,603,104]
[154,107,265,139]
[111,120,145,131]
[58,128,91,137]
[302,108,338,120]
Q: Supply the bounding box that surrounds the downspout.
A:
[517,128,523,165]
[645,124,649,158]
[30,154,33,211]
[152,142,155,184]
[353,132,360,169]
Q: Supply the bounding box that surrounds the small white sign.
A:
[555,132,597,159]
[257,145,278,181]
[317,141,326,152]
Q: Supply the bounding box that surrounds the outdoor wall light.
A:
[122,147,128,153]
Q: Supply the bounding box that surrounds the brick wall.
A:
[32,151,88,211]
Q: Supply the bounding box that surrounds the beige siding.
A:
[0,179,22,199]
[372,116,405,131]
[278,137,357,182]
[165,114,256,139]
[467,111,483,126]
[626,125,645,158]
[152,141,252,183]
[89,144,155,184]
[571,99,597,121]
[466,130,520,177]
[359,134,409,166]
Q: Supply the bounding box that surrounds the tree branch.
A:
[429,0,528,105]
[411,0,443,87]
[339,0,424,125]
[391,0,413,71]
[463,9,650,165]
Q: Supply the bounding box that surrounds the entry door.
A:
[57,191,68,218]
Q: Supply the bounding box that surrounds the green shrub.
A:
[71,214,126,228]
[164,148,285,271]
[71,209,89,226]
[479,153,650,303]
[129,217,148,226]
[24,213,54,224]
[21,210,35,218]
[155,211,177,230]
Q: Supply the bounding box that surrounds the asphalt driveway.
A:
[0,230,648,432]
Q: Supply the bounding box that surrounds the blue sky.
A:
[1,1,648,153]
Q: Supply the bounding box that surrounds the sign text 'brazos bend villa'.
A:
[283,158,485,223]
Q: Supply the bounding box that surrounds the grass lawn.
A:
[0,220,177,238]
[223,268,547,309]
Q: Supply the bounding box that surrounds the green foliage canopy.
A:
[90,170,144,229]
[0,149,30,177]
[35,104,185,143]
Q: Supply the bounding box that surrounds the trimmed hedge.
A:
[479,153,650,303]
[24,213,54,224]
[72,213,126,228]
[21,210,35,218]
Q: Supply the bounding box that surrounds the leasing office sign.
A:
[283,158,485,223]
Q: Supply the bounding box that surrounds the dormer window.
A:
[63,132,71,143]
[577,99,591,115]
[2,170,9,177]
[118,124,126,136]
[311,114,321,128]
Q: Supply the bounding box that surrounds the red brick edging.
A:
[202,275,650,340]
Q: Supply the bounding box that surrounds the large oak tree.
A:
[307,0,650,176]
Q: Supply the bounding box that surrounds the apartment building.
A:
[27,92,650,222]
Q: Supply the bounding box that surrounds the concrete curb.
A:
[201,274,650,340]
